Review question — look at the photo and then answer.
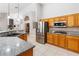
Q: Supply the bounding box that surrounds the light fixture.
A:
[17,3,20,21]
[8,16,11,19]
[7,3,11,19]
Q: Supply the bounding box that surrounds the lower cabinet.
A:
[58,34,66,48]
[47,33,59,45]
[47,33,66,47]
[47,33,79,53]
[19,34,27,41]
[17,48,33,56]
[66,36,79,52]
[47,33,54,44]
[53,34,59,45]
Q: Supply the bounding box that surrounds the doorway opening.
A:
[25,23,30,34]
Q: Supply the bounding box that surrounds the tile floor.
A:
[33,42,79,56]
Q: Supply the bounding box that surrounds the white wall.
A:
[19,4,38,44]
[0,13,8,31]
[36,4,43,20]
[11,3,43,31]
[42,3,79,18]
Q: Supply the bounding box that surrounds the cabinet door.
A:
[19,34,27,41]
[58,34,66,48]
[75,14,79,27]
[54,17,59,22]
[47,33,53,44]
[48,18,54,27]
[67,15,75,27]
[47,33,54,44]
[17,48,33,56]
[59,16,67,21]
[66,36,79,52]
[53,34,58,45]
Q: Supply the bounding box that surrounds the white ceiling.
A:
[0,3,31,13]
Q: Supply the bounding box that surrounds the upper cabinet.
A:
[67,14,76,27]
[75,13,79,27]
[48,18,54,27]
[40,13,79,28]
[54,17,59,22]
[59,16,67,21]
[67,14,79,27]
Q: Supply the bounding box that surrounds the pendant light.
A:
[18,3,19,18]
[17,3,20,21]
[8,3,10,19]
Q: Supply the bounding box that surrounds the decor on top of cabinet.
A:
[24,16,29,21]
[33,22,38,28]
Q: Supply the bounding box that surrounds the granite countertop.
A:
[0,30,27,37]
[48,31,79,36]
[66,31,79,36]
[0,30,26,33]
[49,28,79,36]
[0,37,35,56]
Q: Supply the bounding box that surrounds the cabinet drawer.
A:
[47,38,53,44]
[47,33,53,39]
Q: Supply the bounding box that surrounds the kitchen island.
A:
[0,37,35,56]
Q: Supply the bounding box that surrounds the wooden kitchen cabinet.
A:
[66,13,79,27]
[47,33,54,44]
[58,34,66,48]
[75,13,79,27]
[48,18,54,27]
[54,17,60,22]
[47,33,65,46]
[47,33,79,53]
[47,33,52,43]
[19,34,27,41]
[67,14,76,27]
[17,48,33,56]
[40,13,79,27]
[66,36,79,52]
[59,16,67,21]
[53,34,59,45]
[47,33,59,45]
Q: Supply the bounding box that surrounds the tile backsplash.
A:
[49,28,79,32]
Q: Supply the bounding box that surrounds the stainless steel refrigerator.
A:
[36,22,49,44]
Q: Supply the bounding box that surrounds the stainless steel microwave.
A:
[54,21,67,27]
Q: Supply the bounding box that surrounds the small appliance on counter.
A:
[36,22,49,44]
[54,21,67,28]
